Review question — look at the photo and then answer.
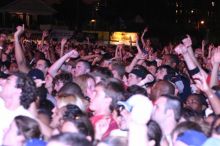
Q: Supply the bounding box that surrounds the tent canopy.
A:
[0,0,56,15]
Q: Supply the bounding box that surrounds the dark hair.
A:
[157,65,176,78]
[63,104,84,120]
[49,133,93,146]
[91,66,113,82]
[111,61,126,78]
[97,78,125,112]
[62,110,95,141]
[14,72,37,109]
[57,82,84,99]
[125,85,148,99]
[172,121,203,138]
[53,72,73,88]
[147,120,162,146]
[77,60,91,71]
[15,115,42,140]
[166,54,179,66]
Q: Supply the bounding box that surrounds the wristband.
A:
[189,67,200,76]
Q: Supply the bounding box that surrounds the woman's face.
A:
[3,120,24,146]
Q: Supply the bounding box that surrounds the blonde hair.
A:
[57,95,86,112]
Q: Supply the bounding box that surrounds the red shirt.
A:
[90,114,118,140]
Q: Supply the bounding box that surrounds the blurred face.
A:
[61,121,78,133]
[9,63,18,73]
[185,95,202,112]
[86,78,95,98]
[0,75,19,101]
[37,113,51,126]
[54,80,64,92]
[118,108,130,130]
[89,85,108,114]
[45,74,53,89]
[156,68,167,80]
[50,107,65,128]
[127,73,141,86]
[147,65,157,75]
[162,55,171,66]
[151,97,167,125]
[36,59,48,75]
[74,62,89,77]
[3,120,24,146]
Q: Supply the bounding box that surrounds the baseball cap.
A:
[177,130,207,146]
[27,69,44,80]
[25,138,46,146]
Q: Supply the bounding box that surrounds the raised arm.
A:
[60,37,67,57]
[48,50,79,77]
[40,30,48,49]
[14,25,30,73]
[125,52,145,73]
[193,72,220,115]
[141,27,148,47]
[209,47,220,87]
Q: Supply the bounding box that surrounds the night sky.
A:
[1,0,220,37]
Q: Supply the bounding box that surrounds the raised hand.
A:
[42,30,49,38]
[174,44,188,55]
[182,35,192,48]
[95,117,111,140]
[14,25,25,37]
[211,47,220,64]
[193,72,209,92]
[67,49,79,58]
[143,27,148,32]
[61,38,67,47]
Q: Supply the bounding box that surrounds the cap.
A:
[177,130,207,146]
[25,138,46,146]
[27,69,44,80]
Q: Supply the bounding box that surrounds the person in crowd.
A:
[89,78,125,140]
[47,133,93,146]
[3,115,46,146]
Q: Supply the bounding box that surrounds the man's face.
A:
[127,73,141,86]
[185,95,202,112]
[89,85,108,114]
[0,75,19,100]
[147,65,157,75]
[3,120,24,146]
[36,59,48,75]
[151,97,167,125]
[162,55,171,66]
[156,68,167,80]
[118,108,130,130]
[50,107,65,128]
[74,62,88,77]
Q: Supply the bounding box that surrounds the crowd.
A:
[0,25,220,146]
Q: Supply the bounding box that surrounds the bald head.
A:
[150,80,175,101]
